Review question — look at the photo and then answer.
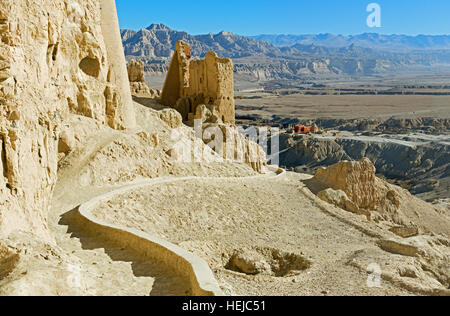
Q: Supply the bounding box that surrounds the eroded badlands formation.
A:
[0,0,135,241]
[0,0,448,296]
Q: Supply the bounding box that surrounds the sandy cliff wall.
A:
[0,0,134,240]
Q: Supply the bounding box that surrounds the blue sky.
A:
[116,0,450,36]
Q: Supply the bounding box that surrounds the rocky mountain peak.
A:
[146,23,171,31]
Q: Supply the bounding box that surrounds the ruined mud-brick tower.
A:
[160,41,235,124]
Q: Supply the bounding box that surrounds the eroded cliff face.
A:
[311,159,450,237]
[0,0,134,240]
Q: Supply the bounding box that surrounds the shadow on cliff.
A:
[59,208,190,296]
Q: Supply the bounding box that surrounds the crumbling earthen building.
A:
[160,41,235,124]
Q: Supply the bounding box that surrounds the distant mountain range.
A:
[121,24,450,81]
[251,33,450,52]
[121,23,280,59]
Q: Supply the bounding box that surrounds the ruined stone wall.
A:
[0,0,134,240]
[160,41,235,124]
[127,59,161,98]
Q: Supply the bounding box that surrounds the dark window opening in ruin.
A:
[79,57,101,78]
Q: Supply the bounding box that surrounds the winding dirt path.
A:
[49,161,283,296]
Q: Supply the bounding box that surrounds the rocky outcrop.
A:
[225,247,311,277]
[349,234,450,295]
[377,239,419,257]
[158,108,183,129]
[0,0,134,240]
[317,188,371,219]
[129,82,161,98]
[280,132,450,200]
[226,249,271,275]
[389,226,419,238]
[214,124,266,174]
[309,159,450,237]
[187,104,265,173]
[194,104,222,124]
[313,158,383,211]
